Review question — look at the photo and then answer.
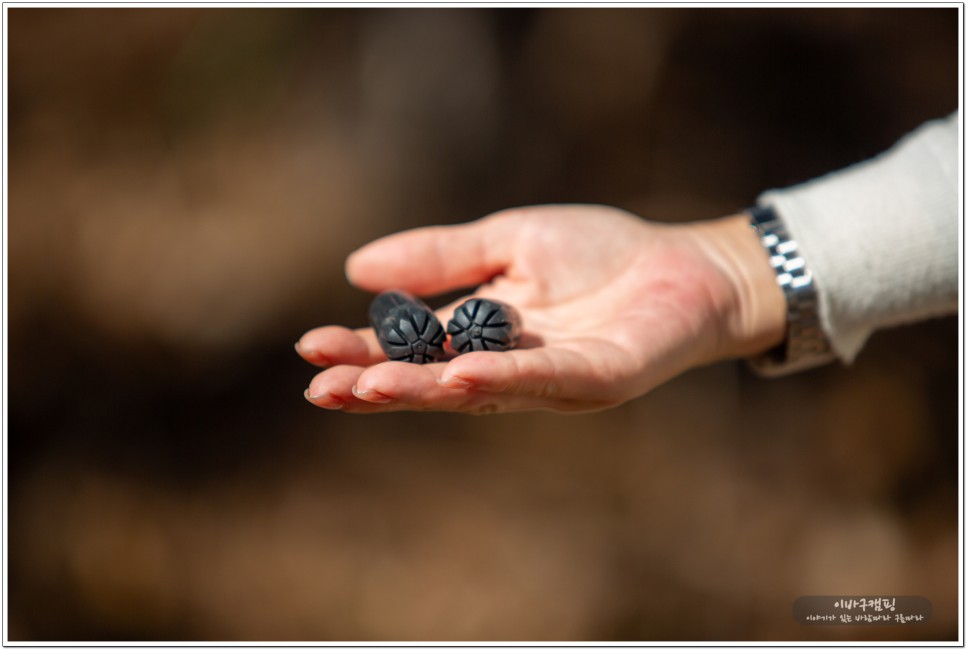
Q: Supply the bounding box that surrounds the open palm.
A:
[297,205,783,413]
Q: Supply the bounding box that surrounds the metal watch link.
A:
[747,205,837,377]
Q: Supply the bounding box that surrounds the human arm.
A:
[297,114,958,414]
[759,112,959,363]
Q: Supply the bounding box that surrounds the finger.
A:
[295,304,465,369]
[305,364,364,409]
[352,362,469,409]
[304,365,397,413]
[437,346,622,408]
[296,326,384,367]
[345,212,519,296]
[350,361,563,414]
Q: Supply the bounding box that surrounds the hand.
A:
[297,205,786,413]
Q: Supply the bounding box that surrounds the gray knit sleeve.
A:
[758,113,959,364]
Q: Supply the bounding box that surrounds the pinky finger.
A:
[438,347,620,410]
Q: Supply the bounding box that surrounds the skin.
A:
[296,205,787,414]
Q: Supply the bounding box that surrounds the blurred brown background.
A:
[6,7,959,641]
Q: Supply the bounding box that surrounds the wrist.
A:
[692,214,788,361]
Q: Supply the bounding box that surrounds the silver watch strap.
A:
[747,205,836,377]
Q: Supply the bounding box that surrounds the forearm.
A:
[759,113,959,363]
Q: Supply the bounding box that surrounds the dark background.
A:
[6,7,960,641]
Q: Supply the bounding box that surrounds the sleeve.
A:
[758,112,960,364]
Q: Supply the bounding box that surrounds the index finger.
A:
[345,211,520,296]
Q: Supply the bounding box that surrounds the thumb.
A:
[346,212,518,295]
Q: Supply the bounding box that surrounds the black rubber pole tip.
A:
[447,298,522,353]
[369,290,447,364]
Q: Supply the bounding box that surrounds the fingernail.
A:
[304,388,344,409]
[296,342,331,367]
[352,386,393,404]
[439,374,473,389]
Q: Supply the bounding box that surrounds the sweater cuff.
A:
[757,113,959,364]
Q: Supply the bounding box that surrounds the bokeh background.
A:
[6,7,960,641]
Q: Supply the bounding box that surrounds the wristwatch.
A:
[747,205,837,377]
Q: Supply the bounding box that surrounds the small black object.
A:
[447,298,522,353]
[369,290,447,364]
